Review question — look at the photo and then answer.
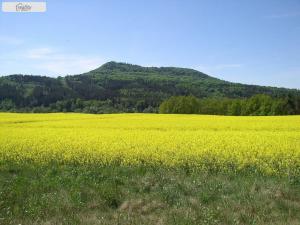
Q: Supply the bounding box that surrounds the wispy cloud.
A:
[27,47,55,59]
[0,46,106,76]
[214,64,243,69]
[38,56,105,75]
[0,35,24,45]
[23,47,105,75]
[265,12,300,19]
[194,63,243,75]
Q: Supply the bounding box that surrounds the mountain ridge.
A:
[0,61,299,113]
[2,61,299,91]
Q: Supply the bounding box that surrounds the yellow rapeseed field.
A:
[0,113,299,175]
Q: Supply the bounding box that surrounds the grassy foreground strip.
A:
[0,163,300,225]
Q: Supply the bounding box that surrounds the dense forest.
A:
[0,61,300,114]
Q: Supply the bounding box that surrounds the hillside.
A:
[0,61,299,112]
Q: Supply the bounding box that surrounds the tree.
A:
[159,96,200,114]
[0,99,16,111]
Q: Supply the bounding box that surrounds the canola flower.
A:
[0,113,299,176]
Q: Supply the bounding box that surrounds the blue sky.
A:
[0,0,300,89]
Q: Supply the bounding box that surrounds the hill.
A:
[0,61,299,113]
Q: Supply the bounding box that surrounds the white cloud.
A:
[23,47,105,75]
[38,56,105,75]
[0,35,23,45]
[0,46,106,76]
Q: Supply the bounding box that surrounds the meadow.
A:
[0,113,300,224]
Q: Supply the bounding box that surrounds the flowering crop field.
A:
[0,113,300,176]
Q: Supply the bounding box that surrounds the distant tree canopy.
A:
[0,62,300,114]
[159,95,300,116]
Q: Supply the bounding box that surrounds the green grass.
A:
[0,163,299,225]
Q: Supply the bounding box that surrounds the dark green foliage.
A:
[0,61,299,113]
[159,95,200,114]
[159,94,300,115]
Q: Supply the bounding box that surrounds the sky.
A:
[0,0,300,89]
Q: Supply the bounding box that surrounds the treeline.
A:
[0,98,157,114]
[2,94,300,115]
[159,95,300,115]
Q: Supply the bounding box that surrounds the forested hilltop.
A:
[0,61,299,114]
